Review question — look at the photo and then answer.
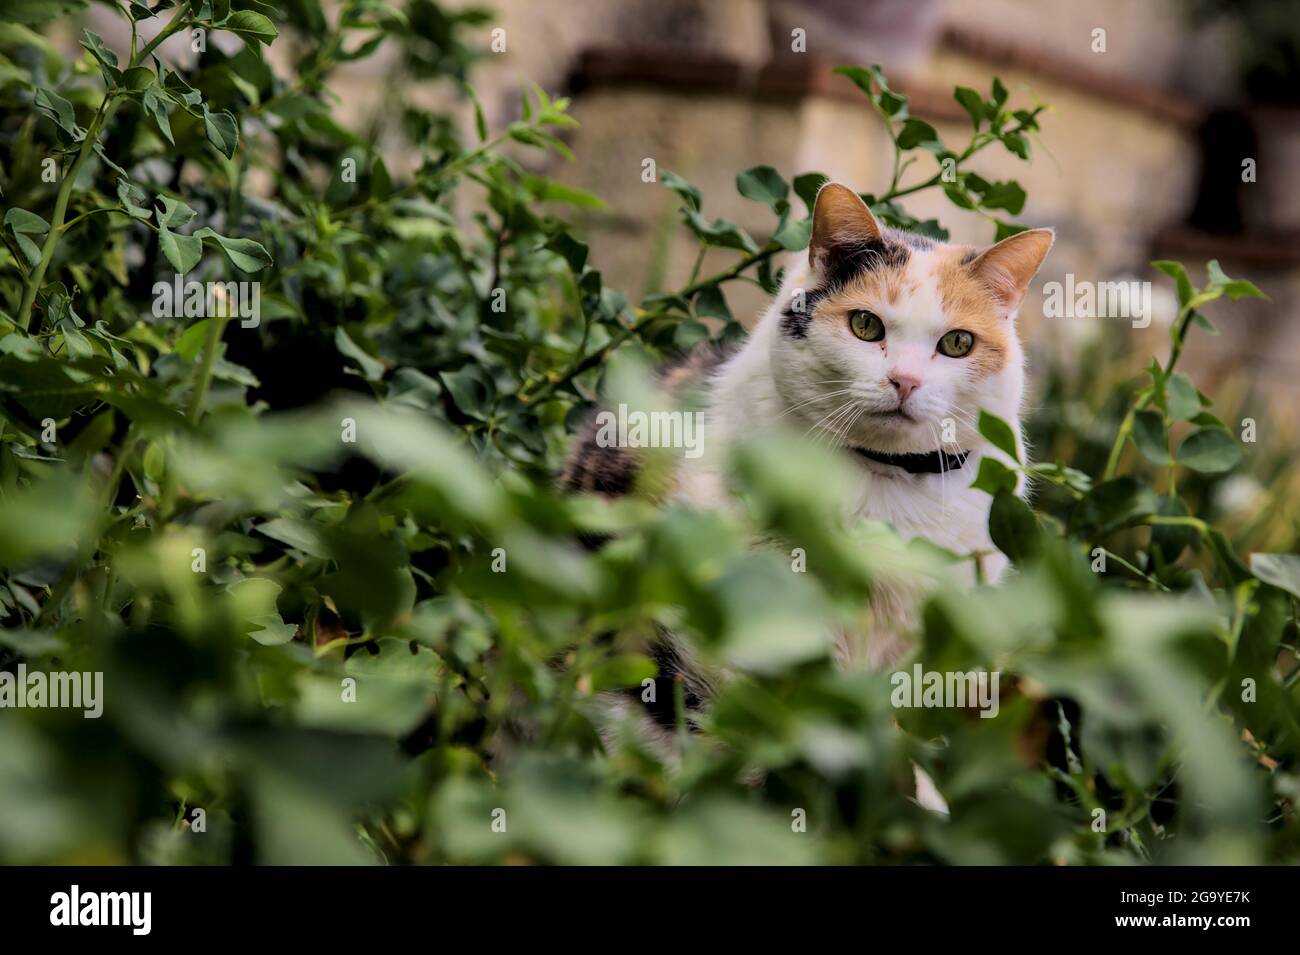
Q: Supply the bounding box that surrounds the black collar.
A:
[852,446,970,474]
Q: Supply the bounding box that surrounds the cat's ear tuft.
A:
[809,183,885,271]
[967,228,1054,315]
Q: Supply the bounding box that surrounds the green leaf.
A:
[834,65,876,97]
[1151,495,1195,565]
[5,207,49,267]
[257,517,330,559]
[1131,409,1168,464]
[157,218,202,273]
[462,80,488,142]
[142,87,174,144]
[990,77,1008,109]
[80,30,121,86]
[970,456,1018,496]
[954,86,984,129]
[93,142,128,178]
[115,179,152,220]
[524,175,608,210]
[1000,132,1030,160]
[1071,477,1158,537]
[989,489,1039,564]
[34,88,81,140]
[1152,260,1193,307]
[792,172,828,214]
[771,215,811,251]
[121,66,154,91]
[203,106,239,159]
[335,327,385,381]
[682,209,759,254]
[966,175,1026,214]
[0,0,88,26]
[1205,259,1266,301]
[248,613,297,646]
[896,118,939,150]
[193,228,273,272]
[835,65,907,118]
[977,409,1019,463]
[155,195,196,227]
[735,165,788,212]
[993,219,1028,241]
[660,170,701,212]
[1165,373,1201,421]
[127,0,159,20]
[438,365,494,420]
[0,473,100,567]
[1176,427,1241,474]
[545,232,588,274]
[694,285,731,322]
[223,10,279,45]
[4,207,50,234]
[1249,553,1300,599]
[943,183,976,210]
[174,319,211,360]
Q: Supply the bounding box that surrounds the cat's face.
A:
[769,183,1052,457]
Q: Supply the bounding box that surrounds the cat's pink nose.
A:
[889,371,922,402]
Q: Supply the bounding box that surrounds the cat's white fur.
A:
[668,235,1041,667]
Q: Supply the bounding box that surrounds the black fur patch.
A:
[782,227,918,339]
[559,342,736,496]
[561,429,636,496]
[826,231,909,283]
[638,637,706,731]
[780,306,811,339]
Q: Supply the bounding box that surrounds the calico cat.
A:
[564,182,1052,727]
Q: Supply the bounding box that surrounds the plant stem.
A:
[521,309,666,405]
[1142,514,1210,534]
[60,206,125,234]
[19,101,114,331]
[188,312,231,422]
[1102,302,1198,480]
[133,10,189,65]
[678,245,778,299]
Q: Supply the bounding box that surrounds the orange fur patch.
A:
[933,246,1010,377]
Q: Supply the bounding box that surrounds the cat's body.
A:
[564,183,1053,717]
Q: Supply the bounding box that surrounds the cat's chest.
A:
[846,464,992,552]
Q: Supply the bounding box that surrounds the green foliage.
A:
[0,5,1296,866]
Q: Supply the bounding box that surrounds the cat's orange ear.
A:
[809,182,884,271]
[968,228,1054,314]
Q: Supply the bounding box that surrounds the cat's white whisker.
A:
[926,420,948,516]
[804,398,861,446]
[778,389,856,421]
[822,401,860,448]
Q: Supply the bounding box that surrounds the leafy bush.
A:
[0,2,1296,865]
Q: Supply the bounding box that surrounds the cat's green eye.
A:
[849,310,885,342]
[938,329,975,358]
